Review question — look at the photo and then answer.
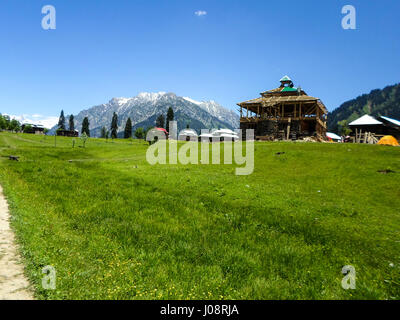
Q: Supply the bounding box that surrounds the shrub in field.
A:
[23,124,33,133]
[80,132,88,148]
[135,127,145,139]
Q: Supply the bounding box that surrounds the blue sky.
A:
[0,0,399,125]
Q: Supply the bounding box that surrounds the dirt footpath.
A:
[0,185,34,300]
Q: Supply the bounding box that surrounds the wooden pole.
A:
[287,118,291,140]
[299,103,302,119]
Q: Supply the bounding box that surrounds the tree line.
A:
[0,114,21,132]
[328,83,400,135]
[0,114,50,133]
[1,106,176,138]
[156,107,175,132]
[57,106,175,139]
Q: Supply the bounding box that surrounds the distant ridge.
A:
[328,83,400,133]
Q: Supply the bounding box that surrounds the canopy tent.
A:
[326,132,342,141]
[178,129,198,141]
[211,129,239,141]
[198,129,240,142]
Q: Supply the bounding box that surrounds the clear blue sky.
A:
[0,0,399,120]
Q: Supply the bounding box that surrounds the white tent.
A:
[178,129,198,141]
[198,133,212,142]
[210,129,239,141]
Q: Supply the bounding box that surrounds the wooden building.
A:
[238,76,328,141]
[21,123,45,135]
[349,115,400,142]
[56,129,79,137]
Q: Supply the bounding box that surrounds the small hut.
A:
[238,76,328,141]
[21,123,45,135]
[349,115,400,142]
[146,127,168,144]
[210,129,239,142]
[56,129,79,137]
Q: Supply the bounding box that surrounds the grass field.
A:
[0,131,399,300]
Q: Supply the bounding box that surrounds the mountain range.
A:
[328,83,400,134]
[51,92,239,137]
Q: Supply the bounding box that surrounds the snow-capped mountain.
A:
[183,98,239,129]
[50,92,239,137]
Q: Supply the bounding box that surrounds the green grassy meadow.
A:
[0,132,399,300]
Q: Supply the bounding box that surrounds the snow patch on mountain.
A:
[183,97,202,105]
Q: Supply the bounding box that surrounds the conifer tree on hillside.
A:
[156,114,165,129]
[81,117,90,137]
[166,107,174,133]
[58,110,66,130]
[111,112,118,139]
[69,115,75,132]
[100,126,107,139]
[124,118,132,139]
[81,132,88,148]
